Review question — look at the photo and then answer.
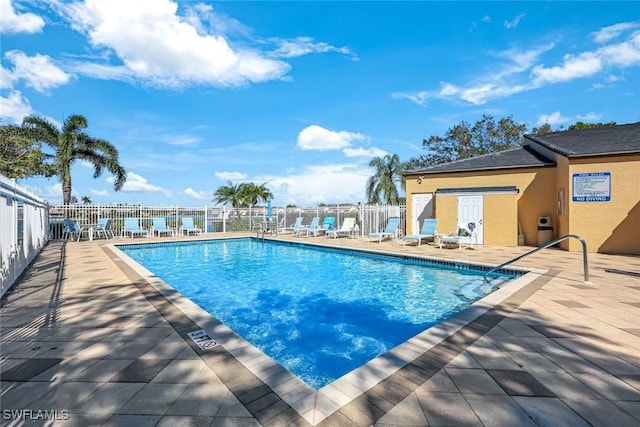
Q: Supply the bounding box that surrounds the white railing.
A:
[1,196,404,295]
[48,205,209,239]
[48,203,406,239]
[1,175,49,298]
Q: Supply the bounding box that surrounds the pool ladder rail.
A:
[255,221,278,240]
[484,234,590,283]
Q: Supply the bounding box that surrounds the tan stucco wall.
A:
[554,156,571,250]
[405,168,556,246]
[566,155,640,254]
[406,154,640,254]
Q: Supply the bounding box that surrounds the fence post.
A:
[204,205,208,234]
[222,206,226,233]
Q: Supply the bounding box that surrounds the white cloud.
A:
[24,182,63,202]
[532,28,640,84]
[161,134,201,146]
[342,147,387,158]
[214,171,248,180]
[269,36,358,60]
[504,13,525,30]
[108,172,169,195]
[536,111,571,127]
[184,187,208,199]
[90,188,109,196]
[0,90,32,123]
[4,50,71,93]
[592,22,639,43]
[393,44,553,106]
[391,91,430,105]
[532,52,603,84]
[0,0,45,34]
[54,0,290,88]
[297,125,367,151]
[598,31,640,67]
[396,22,639,106]
[0,65,13,90]
[265,164,369,205]
[576,112,603,122]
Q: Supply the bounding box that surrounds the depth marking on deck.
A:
[187,329,219,351]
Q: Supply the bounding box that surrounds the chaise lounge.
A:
[326,217,357,239]
[181,217,202,236]
[439,222,477,250]
[368,217,401,243]
[403,218,438,246]
[123,218,150,238]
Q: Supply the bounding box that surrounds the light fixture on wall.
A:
[417,176,424,184]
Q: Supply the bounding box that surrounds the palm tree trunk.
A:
[62,179,72,218]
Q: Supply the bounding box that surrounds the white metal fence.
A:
[1,175,49,298]
[0,194,404,296]
[48,203,406,239]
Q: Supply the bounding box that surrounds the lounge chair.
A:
[275,217,286,233]
[307,216,335,237]
[322,217,336,232]
[403,218,438,246]
[326,217,356,239]
[123,218,149,238]
[439,222,477,250]
[181,217,202,235]
[152,217,175,237]
[300,217,320,237]
[368,217,401,243]
[94,218,114,239]
[63,219,89,241]
[282,217,303,234]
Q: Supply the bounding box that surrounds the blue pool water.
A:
[119,238,517,389]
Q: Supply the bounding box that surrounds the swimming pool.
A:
[118,238,519,389]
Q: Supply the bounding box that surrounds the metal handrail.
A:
[484,234,590,283]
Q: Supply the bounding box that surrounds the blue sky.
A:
[2,1,639,207]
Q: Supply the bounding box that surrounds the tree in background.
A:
[408,114,527,169]
[213,180,245,216]
[239,182,273,208]
[81,196,92,204]
[366,153,406,204]
[567,121,617,130]
[20,115,126,206]
[0,123,54,178]
[531,123,553,134]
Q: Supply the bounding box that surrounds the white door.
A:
[458,195,483,244]
[411,193,433,234]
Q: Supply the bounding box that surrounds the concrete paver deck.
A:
[1,233,639,426]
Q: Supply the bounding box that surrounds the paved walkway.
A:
[1,233,640,426]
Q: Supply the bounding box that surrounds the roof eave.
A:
[404,162,555,177]
[565,150,640,159]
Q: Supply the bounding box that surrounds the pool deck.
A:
[2,233,640,426]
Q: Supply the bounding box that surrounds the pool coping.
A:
[106,237,549,425]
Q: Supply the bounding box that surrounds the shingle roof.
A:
[406,122,640,176]
[406,145,555,175]
[526,122,640,158]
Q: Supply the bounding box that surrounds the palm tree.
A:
[21,115,126,207]
[240,182,274,207]
[366,153,405,204]
[213,180,246,208]
[81,196,92,205]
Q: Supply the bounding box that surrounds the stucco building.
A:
[404,122,640,254]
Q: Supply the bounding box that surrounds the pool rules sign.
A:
[572,172,611,202]
[187,329,219,351]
